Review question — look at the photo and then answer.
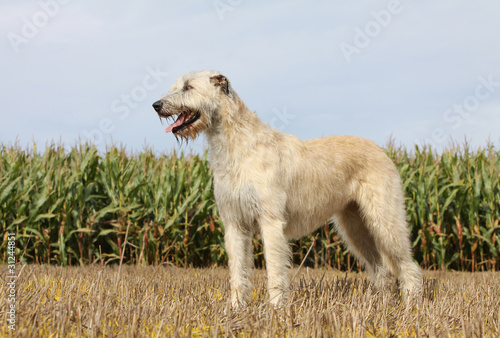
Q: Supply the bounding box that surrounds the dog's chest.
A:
[213,172,261,227]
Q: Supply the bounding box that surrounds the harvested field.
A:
[1,265,499,337]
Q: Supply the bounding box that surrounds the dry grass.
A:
[1,266,499,337]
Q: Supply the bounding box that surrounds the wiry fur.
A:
[153,70,422,307]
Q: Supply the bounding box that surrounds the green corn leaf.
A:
[34,213,56,222]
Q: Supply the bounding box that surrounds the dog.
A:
[153,70,422,306]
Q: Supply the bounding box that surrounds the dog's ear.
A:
[210,75,234,99]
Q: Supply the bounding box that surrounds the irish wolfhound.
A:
[152,71,422,306]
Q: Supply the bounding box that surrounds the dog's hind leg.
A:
[356,190,422,297]
[334,201,391,289]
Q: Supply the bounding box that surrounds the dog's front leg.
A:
[260,218,291,306]
[224,224,253,307]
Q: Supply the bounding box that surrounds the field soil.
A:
[1,265,499,337]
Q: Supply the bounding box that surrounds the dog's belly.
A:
[280,171,353,239]
[283,195,344,239]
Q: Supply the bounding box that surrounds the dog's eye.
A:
[183,84,194,92]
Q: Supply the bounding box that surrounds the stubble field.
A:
[1,265,499,337]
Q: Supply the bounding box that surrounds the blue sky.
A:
[1,0,500,154]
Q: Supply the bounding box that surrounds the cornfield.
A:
[1,142,499,271]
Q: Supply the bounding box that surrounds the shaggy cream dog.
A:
[153,71,422,306]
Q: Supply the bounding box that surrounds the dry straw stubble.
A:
[1,265,499,336]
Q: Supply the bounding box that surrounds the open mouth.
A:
[162,110,200,134]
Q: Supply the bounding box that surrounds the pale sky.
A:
[1,0,500,154]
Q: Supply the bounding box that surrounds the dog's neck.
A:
[205,93,272,162]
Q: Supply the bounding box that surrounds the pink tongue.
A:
[165,113,187,133]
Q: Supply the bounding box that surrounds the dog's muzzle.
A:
[152,100,163,113]
[153,100,201,134]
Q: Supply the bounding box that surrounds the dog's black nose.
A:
[152,101,163,112]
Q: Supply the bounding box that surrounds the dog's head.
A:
[152,70,234,142]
